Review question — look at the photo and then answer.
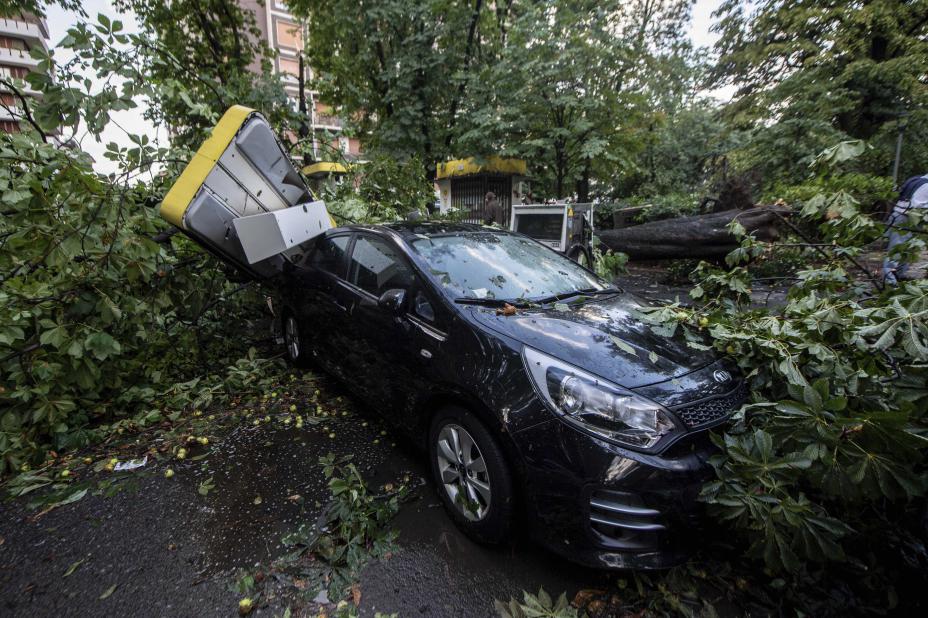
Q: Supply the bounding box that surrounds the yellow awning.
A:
[303,162,348,177]
[436,156,527,180]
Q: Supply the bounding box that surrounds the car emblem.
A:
[713,370,732,384]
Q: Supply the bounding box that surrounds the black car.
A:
[274,222,746,569]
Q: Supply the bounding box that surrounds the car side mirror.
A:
[378,288,406,315]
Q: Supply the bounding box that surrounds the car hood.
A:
[467,293,718,389]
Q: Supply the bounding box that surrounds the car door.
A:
[288,233,353,376]
[335,233,413,402]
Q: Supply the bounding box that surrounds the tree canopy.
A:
[713,0,928,182]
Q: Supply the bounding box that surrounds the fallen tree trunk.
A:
[598,206,787,259]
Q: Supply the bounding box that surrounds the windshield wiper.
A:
[455,297,532,308]
[533,287,621,305]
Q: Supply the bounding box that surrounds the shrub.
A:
[640,145,928,589]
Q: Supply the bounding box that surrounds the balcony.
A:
[0,47,41,69]
[0,18,48,49]
[0,105,23,121]
[314,113,342,130]
[0,79,41,97]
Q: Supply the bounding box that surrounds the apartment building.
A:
[0,11,49,133]
[240,0,361,163]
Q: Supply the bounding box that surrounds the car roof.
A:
[330,221,511,241]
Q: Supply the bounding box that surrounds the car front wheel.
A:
[429,406,514,544]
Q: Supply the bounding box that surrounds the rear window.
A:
[513,213,563,241]
[309,235,350,277]
[348,235,415,297]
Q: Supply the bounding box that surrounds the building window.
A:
[0,64,29,79]
[275,19,302,50]
[278,56,301,79]
[0,36,27,50]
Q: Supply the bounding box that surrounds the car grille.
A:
[671,381,748,429]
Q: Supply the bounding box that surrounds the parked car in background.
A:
[274,222,746,569]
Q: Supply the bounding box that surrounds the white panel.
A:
[232,201,332,264]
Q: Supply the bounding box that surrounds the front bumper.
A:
[511,414,717,570]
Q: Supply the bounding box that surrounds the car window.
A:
[409,231,606,301]
[309,235,350,277]
[414,291,436,322]
[348,235,414,297]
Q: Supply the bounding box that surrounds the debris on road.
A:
[114,456,148,472]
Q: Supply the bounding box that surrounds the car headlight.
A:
[522,347,679,450]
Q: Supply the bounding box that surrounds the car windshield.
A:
[409,231,609,302]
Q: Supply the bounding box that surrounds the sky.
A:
[43,0,730,173]
[44,0,168,174]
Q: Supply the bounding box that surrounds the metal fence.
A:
[450,175,513,224]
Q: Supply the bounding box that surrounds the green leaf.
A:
[84,332,121,360]
[63,558,86,577]
[99,583,117,600]
[609,335,637,356]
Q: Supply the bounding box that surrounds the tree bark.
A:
[597,207,786,259]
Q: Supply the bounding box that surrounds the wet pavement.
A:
[359,491,608,617]
[0,378,607,618]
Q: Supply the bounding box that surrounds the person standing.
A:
[483,191,502,226]
[882,174,928,285]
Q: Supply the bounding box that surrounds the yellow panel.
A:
[436,156,527,179]
[159,105,255,229]
[303,161,348,177]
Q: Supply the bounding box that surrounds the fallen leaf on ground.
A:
[572,589,606,608]
[351,583,362,606]
[99,583,117,599]
[63,558,86,577]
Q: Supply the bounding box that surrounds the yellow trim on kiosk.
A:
[435,156,527,180]
[303,161,348,177]
[159,105,255,229]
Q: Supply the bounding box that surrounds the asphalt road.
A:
[0,384,606,618]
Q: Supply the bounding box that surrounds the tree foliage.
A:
[713,0,928,183]
[113,0,299,150]
[642,147,928,591]
[293,0,510,165]
[295,0,701,198]
[0,8,294,472]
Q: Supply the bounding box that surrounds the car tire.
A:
[282,313,309,367]
[429,406,514,544]
[569,246,592,269]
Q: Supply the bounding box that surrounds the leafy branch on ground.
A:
[275,454,409,603]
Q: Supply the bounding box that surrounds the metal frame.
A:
[510,202,597,256]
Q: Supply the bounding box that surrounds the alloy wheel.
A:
[435,423,492,521]
[284,316,300,360]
